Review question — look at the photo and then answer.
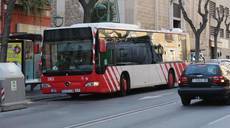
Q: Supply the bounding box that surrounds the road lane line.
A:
[207,114,230,126]
[138,92,175,100]
[63,100,178,128]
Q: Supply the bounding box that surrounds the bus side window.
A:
[151,44,163,63]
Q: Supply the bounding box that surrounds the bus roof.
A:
[45,22,187,35]
[71,22,140,30]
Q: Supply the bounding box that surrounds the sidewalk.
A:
[25,85,66,101]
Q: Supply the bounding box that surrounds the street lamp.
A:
[53,15,63,27]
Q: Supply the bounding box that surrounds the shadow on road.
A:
[53,85,170,102]
[184,100,230,107]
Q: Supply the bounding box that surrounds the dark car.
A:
[178,63,230,106]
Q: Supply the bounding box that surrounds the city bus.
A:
[41,23,189,97]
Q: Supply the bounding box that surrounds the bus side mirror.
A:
[99,39,107,53]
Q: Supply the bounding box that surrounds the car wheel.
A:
[181,97,191,106]
[222,98,230,105]
[119,75,128,97]
[167,70,175,89]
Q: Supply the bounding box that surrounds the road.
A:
[1,87,230,128]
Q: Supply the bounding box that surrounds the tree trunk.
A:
[213,34,218,59]
[0,0,16,62]
[195,34,201,63]
[83,9,92,23]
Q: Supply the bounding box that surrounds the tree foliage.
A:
[19,0,50,15]
[79,0,117,23]
[0,0,49,62]
[91,0,116,22]
[79,0,99,23]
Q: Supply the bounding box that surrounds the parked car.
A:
[206,59,230,64]
[178,63,230,106]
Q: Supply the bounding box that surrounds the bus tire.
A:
[167,70,175,89]
[181,97,191,106]
[119,74,128,97]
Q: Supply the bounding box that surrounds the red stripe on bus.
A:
[108,67,120,90]
[103,75,112,92]
[105,71,116,92]
[160,64,167,82]
[182,62,187,70]
[178,63,184,75]
[111,67,120,84]
[173,63,181,81]
[164,63,169,72]
[107,68,119,91]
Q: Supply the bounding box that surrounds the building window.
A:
[220,28,224,38]
[209,1,216,18]
[226,56,230,59]
[226,30,230,38]
[226,7,230,16]
[219,5,225,15]
[172,3,181,28]
[210,26,215,36]
[173,20,181,28]
[173,3,181,18]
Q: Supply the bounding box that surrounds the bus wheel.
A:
[69,93,80,99]
[119,75,128,97]
[167,70,175,89]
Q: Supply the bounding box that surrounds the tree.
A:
[0,0,16,62]
[0,0,49,62]
[213,6,225,59]
[225,8,230,43]
[178,0,210,62]
[79,0,99,23]
[19,0,49,14]
[91,0,116,22]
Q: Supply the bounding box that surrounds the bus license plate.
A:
[192,78,208,83]
[62,89,81,93]
[62,89,74,93]
[75,89,81,92]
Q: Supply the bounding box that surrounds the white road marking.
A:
[63,101,177,128]
[207,114,230,126]
[138,92,174,100]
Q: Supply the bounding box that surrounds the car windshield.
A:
[184,64,221,76]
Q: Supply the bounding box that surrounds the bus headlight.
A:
[85,82,99,87]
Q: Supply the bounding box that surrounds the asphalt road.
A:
[1,87,230,128]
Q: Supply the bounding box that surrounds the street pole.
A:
[115,0,120,22]
[1,0,5,34]
[107,0,110,22]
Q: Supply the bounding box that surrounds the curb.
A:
[26,93,67,101]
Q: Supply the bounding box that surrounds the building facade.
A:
[51,0,230,59]
[118,0,230,59]
[1,0,51,34]
[0,0,52,84]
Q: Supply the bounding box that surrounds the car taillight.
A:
[178,76,188,86]
[209,76,225,84]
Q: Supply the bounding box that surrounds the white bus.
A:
[41,23,189,97]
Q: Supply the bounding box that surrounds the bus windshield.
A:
[42,28,93,75]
